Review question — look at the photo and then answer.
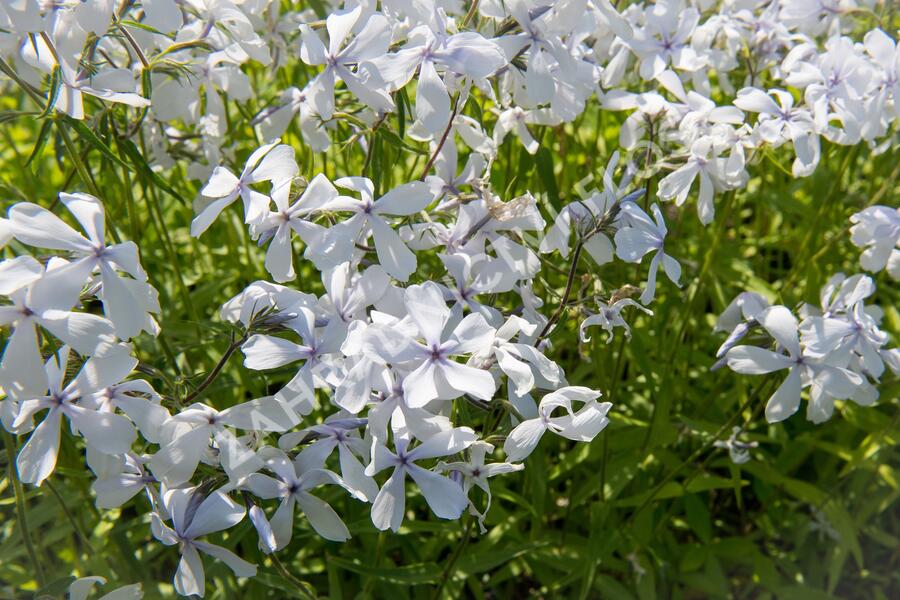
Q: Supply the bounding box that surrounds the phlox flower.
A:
[149,397,300,486]
[65,575,142,600]
[475,315,563,396]
[243,447,363,548]
[725,306,867,423]
[9,193,159,339]
[580,297,653,344]
[320,177,434,281]
[152,487,256,597]
[366,426,477,532]
[13,345,138,486]
[437,441,524,533]
[0,256,115,400]
[614,202,681,304]
[192,141,299,237]
[242,306,345,416]
[280,418,379,502]
[492,106,562,154]
[625,0,706,80]
[361,282,497,407]
[299,4,395,119]
[733,88,820,177]
[370,19,505,134]
[504,386,611,461]
[254,173,342,281]
[849,205,899,279]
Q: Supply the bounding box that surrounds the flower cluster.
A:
[716,274,898,423]
[0,0,897,596]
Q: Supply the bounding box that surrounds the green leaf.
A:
[379,127,427,155]
[253,572,317,599]
[456,541,547,577]
[38,65,61,119]
[117,137,186,204]
[683,494,712,543]
[614,475,746,507]
[0,110,38,124]
[535,147,559,206]
[61,117,131,170]
[35,575,76,597]
[821,502,863,568]
[25,118,53,168]
[119,19,169,37]
[327,556,442,584]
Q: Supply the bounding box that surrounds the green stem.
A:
[628,376,774,530]
[270,553,317,600]
[419,96,461,181]
[535,240,584,344]
[45,479,95,554]
[138,161,198,328]
[641,190,736,451]
[183,332,248,403]
[432,518,474,599]
[3,430,46,588]
[58,123,103,199]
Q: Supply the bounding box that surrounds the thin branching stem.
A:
[183,332,249,403]
[419,98,461,181]
[535,239,584,343]
[432,517,475,599]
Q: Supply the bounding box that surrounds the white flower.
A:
[82,377,169,444]
[733,88,820,177]
[371,22,505,134]
[784,37,873,143]
[725,306,867,424]
[425,143,486,207]
[713,291,771,359]
[478,315,563,396]
[299,5,394,119]
[244,447,362,548]
[437,441,523,532]
[625,0,706,80]
[366,426,477,532]
[255,174,342,281]
[614,202,681,304]
[254,87,330,151]
[91,452,156,509]
[281,418,378,502]
[21,18,149,120]
[321,262,391,326]
[9,193,158,339]
[493,106,562,154]
[152,487,256,597]
[13,345,137,486]
[656,136,736,224]
[439,252,508,322]
[192,141,299,237]
[320,177,434,281]
[149,397,299,486]
[580,298,652,344]
[713,427,758,465]
[540,153,635,265]
[0,259,115,400]
[362,282,497,407]
[861,29,900,138]
[504,387,611,461]
[66,575,142,600]
[242,306,345,416]
[495,0,596,116]
[849,206,900,279]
